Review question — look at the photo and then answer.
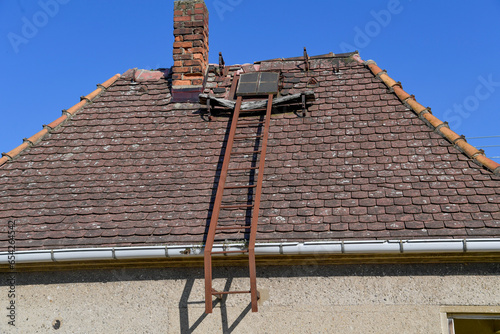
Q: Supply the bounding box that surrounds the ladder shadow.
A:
[203,111,266,243]
[202,115,233,244]
[179,277,252,334]
[243,113,265,239]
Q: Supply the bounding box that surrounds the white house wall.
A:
[1,263,499,333]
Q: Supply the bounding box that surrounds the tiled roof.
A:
[0,74,121,167]
[1,53,499,251]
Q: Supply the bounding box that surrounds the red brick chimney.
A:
[172,0,209,101]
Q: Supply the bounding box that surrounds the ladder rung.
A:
[231,150,261,155]
[216,226,250,231]
[227,167,259,171]
[220,204,254,209]
[212,290,251,296]
[211,250,248,255]
[237,121,265,127]
[242,108,267,112]
[224,184,257,189]
[233,134,264,140]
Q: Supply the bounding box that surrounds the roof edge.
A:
[352,55,500,176]
[254,51,358,64]
[0,73,121,168]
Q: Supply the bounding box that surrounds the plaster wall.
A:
[1,263,499,333]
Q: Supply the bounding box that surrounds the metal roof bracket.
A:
[303,47,310,72]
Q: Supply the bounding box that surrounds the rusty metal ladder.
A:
[204,93,274,313]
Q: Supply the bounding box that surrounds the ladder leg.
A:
[204,96,243,314]
[249,248,258,312]
[204,252,213,313]
[248,93,273,313]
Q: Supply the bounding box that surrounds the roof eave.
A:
[2,238,500,271]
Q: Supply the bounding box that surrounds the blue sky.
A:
[1,0,499,161]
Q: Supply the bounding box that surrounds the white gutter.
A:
[1,238,500,264]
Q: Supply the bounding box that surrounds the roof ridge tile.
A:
[0,73,121,168]
[353,55,500,175]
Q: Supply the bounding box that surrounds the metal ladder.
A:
[204,93,274,313]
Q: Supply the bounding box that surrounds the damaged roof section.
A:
[203,52,354,101]
[0,51,499,251]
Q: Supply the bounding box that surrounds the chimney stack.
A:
[172,0,209,100]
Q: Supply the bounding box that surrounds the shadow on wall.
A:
[1,263,500,332]
[179,277,251,334]
[2,262,500,287]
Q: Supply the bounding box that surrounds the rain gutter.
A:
[1,239,500,264]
